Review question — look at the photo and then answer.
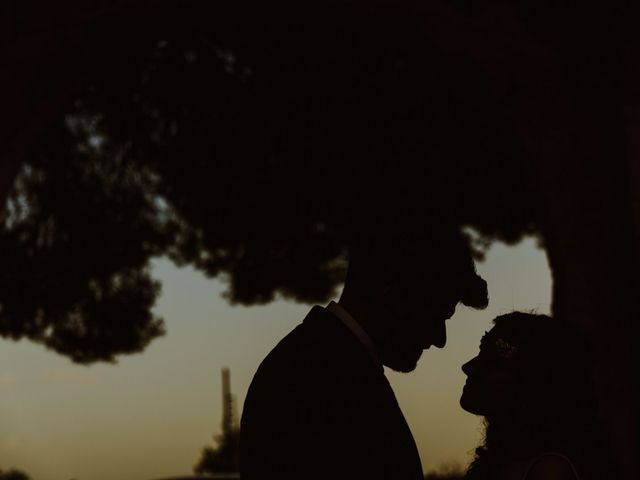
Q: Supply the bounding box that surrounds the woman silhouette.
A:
[460,312,609,480]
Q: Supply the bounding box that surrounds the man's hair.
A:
[345,222,488,309]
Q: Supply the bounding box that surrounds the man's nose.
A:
[431,323,447,349]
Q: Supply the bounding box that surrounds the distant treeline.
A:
[424,462,465,480]
[0,469,30,480]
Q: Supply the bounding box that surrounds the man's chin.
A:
[381,346,423,372]
[384,354,421,373]
[388,363,418,373]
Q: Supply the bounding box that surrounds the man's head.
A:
[339,224,488,372]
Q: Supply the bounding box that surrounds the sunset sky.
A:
[0,236,551,480]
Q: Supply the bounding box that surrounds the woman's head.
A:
[461,312,594,423]
[461,312,605,478]
[459,316,521,417]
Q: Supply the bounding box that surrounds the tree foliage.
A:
[0,469,30,480]
[0,2,536,363]
[194,430,240,475]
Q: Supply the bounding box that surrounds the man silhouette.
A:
[240,226,488,479]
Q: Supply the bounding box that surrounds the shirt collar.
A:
[326,301,381,367]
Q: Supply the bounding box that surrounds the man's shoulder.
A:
[246,305,378,397]
[251,307,341,379]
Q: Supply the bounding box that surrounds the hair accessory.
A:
[495,337,518,359]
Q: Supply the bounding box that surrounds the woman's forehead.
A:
[480,328,516,348]
[480,329,500,347]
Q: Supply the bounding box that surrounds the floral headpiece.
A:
[494,337,519,359]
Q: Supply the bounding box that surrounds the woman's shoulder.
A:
[524,452,581,480]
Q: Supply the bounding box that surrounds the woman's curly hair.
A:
[465,312,611,480]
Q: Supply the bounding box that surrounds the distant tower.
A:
[221,367,236,436]
[194,366,240,474]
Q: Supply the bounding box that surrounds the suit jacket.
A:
[240,306,423,480]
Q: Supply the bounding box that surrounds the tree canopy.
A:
[3,2,539,363]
